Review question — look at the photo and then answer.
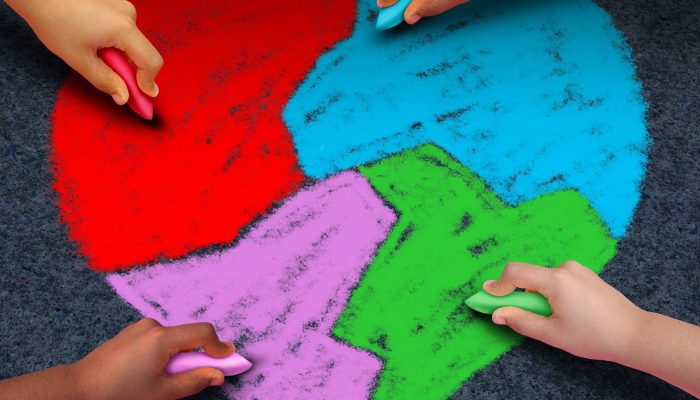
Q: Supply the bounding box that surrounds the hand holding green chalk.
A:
[466,289,553,317]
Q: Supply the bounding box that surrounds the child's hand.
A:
[483,261,646,362]
[72,318,235,400]
[6,0,163,105]
[485,261,700,396]
[377,0,470,25]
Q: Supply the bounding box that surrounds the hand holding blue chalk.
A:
[376,0,412,30]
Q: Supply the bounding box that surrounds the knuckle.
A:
[551,265,565,277]
[551,267,571,285]
[150,53,164,70]
[508,317,523,331]
[560,260,581,269]
[122,1,137,19]
[151,323,166,334]
[197,322,217,338]
[92,77,114,93]
[502,263,514,275]
[148,325,167,340]
[113,17,136,33]
[140,317,161,328]
[503,262,519,276]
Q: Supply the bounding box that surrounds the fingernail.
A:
[483,280,496,289]
[492,315,506,325]
[225,342,235,352]
[210,376,225,386]
[112,93,125,105]
[151,82,159,97]
[406,14,421,24]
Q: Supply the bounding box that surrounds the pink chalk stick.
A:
[166,352,253,376]
[97,48,154,120]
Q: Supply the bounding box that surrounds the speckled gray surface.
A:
[0,0,698,399]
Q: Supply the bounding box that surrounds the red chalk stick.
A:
[97,48,154,120]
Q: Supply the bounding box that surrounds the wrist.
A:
[4,0,39,19]
[5,0,59,32]
[65,361,92,400]
[611,307,653,366]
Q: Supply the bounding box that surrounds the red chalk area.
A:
[50,0,355,271]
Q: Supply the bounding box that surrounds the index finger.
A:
[404,0,469,22]
[117,28,163,96]
[485,262,554,297]
[163,322,235,358]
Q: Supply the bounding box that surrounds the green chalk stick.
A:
[465,290,552,317]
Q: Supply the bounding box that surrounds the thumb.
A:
[162,367,225,399]
[73,55,129,105]
[492,306,552,342]
[404,1,423,24]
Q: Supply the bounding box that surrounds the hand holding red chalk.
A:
[98,48,154,119]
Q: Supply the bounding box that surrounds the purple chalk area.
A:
[107,171,395,399]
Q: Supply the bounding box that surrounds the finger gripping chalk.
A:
[97,47,154,120]
[376,0,412,30]
[165,352,253,376]
[465,290,553,317]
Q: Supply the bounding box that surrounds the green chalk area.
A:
[334,144,617,400]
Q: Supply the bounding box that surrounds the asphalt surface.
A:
[1,0,698,398]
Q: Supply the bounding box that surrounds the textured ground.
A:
[0,0,698,399]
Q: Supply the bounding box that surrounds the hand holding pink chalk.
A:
[4,0,162,117]
[166,352,252,376]
[68,319,237,399]
[98,48,154,120]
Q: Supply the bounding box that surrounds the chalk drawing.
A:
[284,0,648,237]
[45,0,650,398]
[333,144,617,400]
[50,0,356,271]
[107,171,395,399]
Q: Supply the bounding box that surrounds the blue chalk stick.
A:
[376,0,412,30]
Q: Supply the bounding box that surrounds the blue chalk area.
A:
[283,0,649,238]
